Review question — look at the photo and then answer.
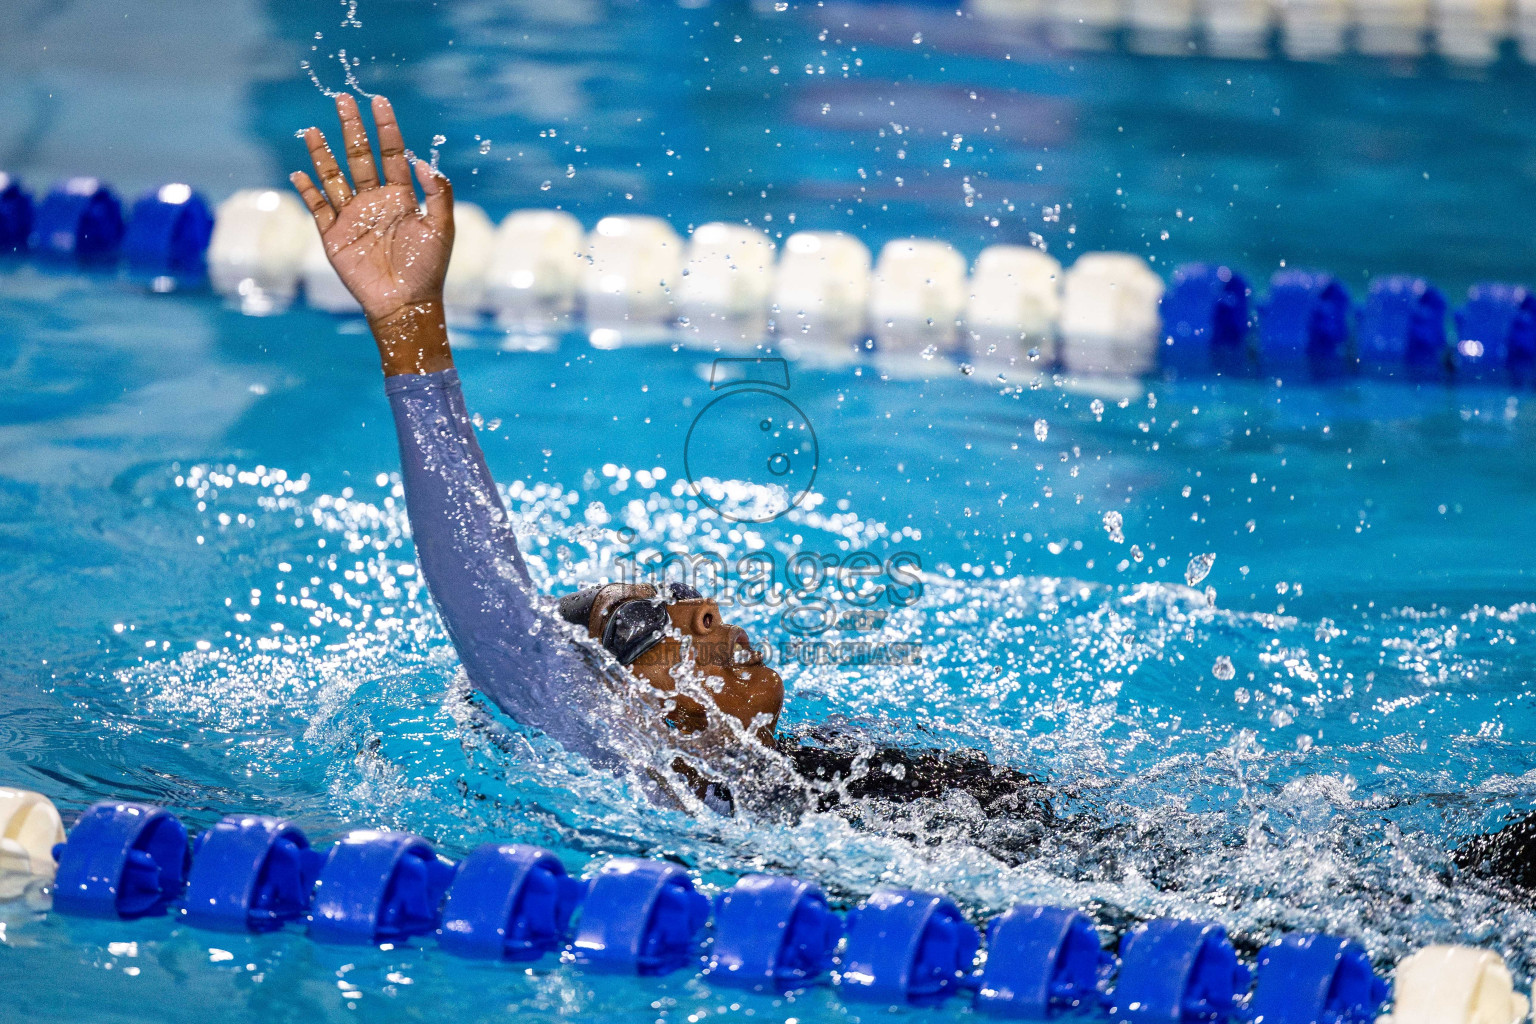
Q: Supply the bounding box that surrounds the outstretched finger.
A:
[303,127,353,208]
[335,93,380,191]
[416,159,455,235]
[371,95,412,187]
[289,170,336,232]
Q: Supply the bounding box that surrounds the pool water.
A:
[3,2,1536,1021]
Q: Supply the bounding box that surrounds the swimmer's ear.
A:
[602,598,670,665]
[558,587,604,628]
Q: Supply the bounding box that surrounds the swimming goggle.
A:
[558,582,702,665]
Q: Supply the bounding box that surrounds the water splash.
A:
[298,60,340,98]
[40,455,1536,992]
[338,49,378,99]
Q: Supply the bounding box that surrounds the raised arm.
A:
[290,95,555,702]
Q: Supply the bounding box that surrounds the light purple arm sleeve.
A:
[384,370,558,690]
[383,369,638,768]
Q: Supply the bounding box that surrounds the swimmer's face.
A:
[558,583,783,746]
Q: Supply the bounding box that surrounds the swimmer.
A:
[291,96,1528,890]
[290,94,1046,821]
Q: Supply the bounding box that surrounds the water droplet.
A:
[431,134,447,147]
[1101,510,1124,543]
[1185,552,1215,586]
[1130,544,1143,563]
[959,362,975,376]
[1027,347,1041,361]
[479,139,492,155]
[1090,398,1105,417]
[540,180,552,191]
[912,31,923,43]
[1270,708,1294,728]
[920,344,939,360]
[1234,687,1251,704]
[1033,419,1048,442]
[1212,655,1235,681]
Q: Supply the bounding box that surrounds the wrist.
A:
[368,299,454,377]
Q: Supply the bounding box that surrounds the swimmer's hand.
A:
[291,94,454,376]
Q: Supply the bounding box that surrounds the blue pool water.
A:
[3,2,1536,1020]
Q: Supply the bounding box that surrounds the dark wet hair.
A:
[558,582,702,665]
[781,733,1054,818]
[1456,812,1536,896]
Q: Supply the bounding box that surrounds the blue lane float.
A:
[29,177,124,263]
[1357,275,1449,380]
[838,889,980,1007]
[1454,282,1536,387]
[307,830,456,946]
[570,857,710,975]
[22,795,1478,1023]
[51,801,189,919]
[1110,918,1250,1023]
[977,905,1111,1019]
[122,183,214,284]
[0,173,33,254]
[707,874,841,992]
[437,843,582,961]
[1258,269,1354,379]
[182,814,327,933]
[1160,263,1254,378]
[1250,933,1389,1024]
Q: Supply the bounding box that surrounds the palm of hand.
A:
[325,184,451,322]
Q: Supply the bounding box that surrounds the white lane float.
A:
[968,0,1051,20]
[1433,0,1510,63]
[1201,0,1274,56]
[870,238,967,357]
[1127,0,1198,54]
[484,209,587,329]
[582,214,684,341]
[1354,0,1432,56]
[1059,251,1165,376]
[0,787,65,900]
[677,222,776,345]
[1276,0,1351,57]
[1519,0,1536,63]
[964,245,1062,368]
[771,230,872,354]
[1379,945,1530,1024]
[1048,0,1124,49]
[443,201,497,323]
[208,188,312,314]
